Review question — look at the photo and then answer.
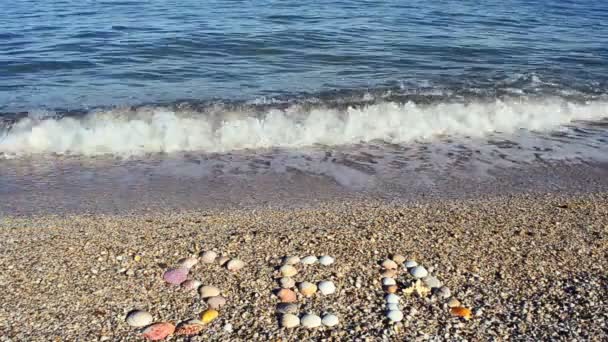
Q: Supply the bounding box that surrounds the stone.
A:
[298,282,318,297]
[277,288,297,303]
[283,256,300,265]
[279,265,298,277]
[382,277,396,286]
[382,269,398,278]
[385,294,400,304]
[404,260,418,268]
[448,298,461,308]
[437,286,452,299]
[201,309,219,324]
[126,310,153,327]
[422,275,442,289]
[391,254,406,264]
[276,303,299,314]
[385,285,398,294]
[163,268,188,285]
[200,251,217,263]
[199,285,221,298]
[381,259,398,270]
[301,256,318,265]
[386,303,400,311]
[279,277,296,289]
[281,314,300,328]
[175,320,204,336]
[142,322,175,341]
[322,314,339,327]
[226,259,245,272]
[181,280,202,292]
[206,296,227,309]
[223,323,233,332]
[301,314,322,328]
[410,266,428,279]
[319,255,335,266]
[178,257,198,269]
[386,310,403,322]
[318,281,336,295]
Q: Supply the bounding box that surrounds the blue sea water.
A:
[1,0,607,112]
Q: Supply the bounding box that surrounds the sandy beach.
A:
[1,192,606,341]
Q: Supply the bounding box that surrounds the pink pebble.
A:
[163,268,188,285]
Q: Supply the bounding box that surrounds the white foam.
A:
[1,98,606,157]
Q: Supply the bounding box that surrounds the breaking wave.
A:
[0,97,607,157]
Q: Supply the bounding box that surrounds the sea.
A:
[1,0,608,215]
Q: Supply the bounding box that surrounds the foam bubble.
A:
[0,98,606,157]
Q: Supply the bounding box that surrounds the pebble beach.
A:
[1,192,606,341]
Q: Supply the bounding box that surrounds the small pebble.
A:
[382,277,396,286]
[181,279,202,292]
[404,260,418,268]
[276,303,299,314]
[301,256,318,265]
[223,323,233,333]
[382,269,398,278]
[199,285,221,298]
[322,314,340,327]
[201,309,219,324]
[279,277,296,288]
[448,298,461,308]
[279,265,298,277]
[298,281,318,297]
[206,296,227,309]
[163,268,188,285]
[226,259,245,272]
[410,266,428,279]
[281,314,300,328]
[200,251,217,263]
[178,257,198,269]
[386,303,400,311]
[318,280,336,295]
[277,288,297,303]
[385,294,400,304]
[142,322,175,341]
[125,310,153,327]
[319,255,335,266]
[385,285,398,294]
[386,310,404,322]
[301,314,322,328]
[422,275,442,288]
[381,259,398,270]
[437,286,452,299]
[391,254,406,264]
[283,256,300,265]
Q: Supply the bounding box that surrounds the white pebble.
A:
[226,259,246,272]
[318,281,336,295]
[319,255,335,266]
[381,259,398,270]
[404,260,418,268]
[321,314,339,327]
[223,323,233,332]
[300,314,322,328]
[279,277,296,289]
[382,277,396,286]
[279,264,298,277]
[301,256,318,265]
[280,314,300,328]
[386,303,400,311]
[385,293,400,304]
[283,256,300,265]
[410,266,428,278]
[386,310,404,322]
[199,285,221,298]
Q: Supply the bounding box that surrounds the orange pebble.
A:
[450,306,472,320]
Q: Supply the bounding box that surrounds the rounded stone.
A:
[206,296,227,309]
[391,254,406,264]
[386,310,403,322]
[199,285,221,298]
[281,313,300,328]
[385,293,400,304]
[200,251,217,264]
[382,277,396,286]
[381,259,398,270]
[125,310,153,327]
[410,265,428,279]
[321,314,339,327]
[382,269,398,278]
[181,279,202,292]
[448,298,461,308]
[422,275,442,289]
[298,281,317,297]
[279,277,296,289]
[301,314,322,328]
[437,286,452,299]
[318,281,336,295]
[178,257,198,269]
[200,309,219,324]
[163,268,189,285]
[142,322,175,341]
[404,260,418,268]
[385,303,400,311]
[301,256,318,265]
[277,288,297,303]
[276,303,299,314]
[385,285,398,294]
[319,255,335,266]
[279,265,298,277]
[283,256,300,265]
[226,259,245,272]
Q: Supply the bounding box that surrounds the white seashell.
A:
[199,285,221,298]
[301,256,318,265]
[382,277,396,286]
[279,277,296,289]
[385,303,400,311]
[318,281,336,295]
[200,251,217,263]
[321,314,339,327]
[178,257,198,269]
[126,310,153,327]
[410,266,428,279]
[319,255,335,266]
[386,310,403,322]
[281,314,300,328]
[279,265,298,277]
[300,314,322,328]
[404,260,418,268]
[226,259,245,272]
[283,256,300,265]
[385,293,400,304]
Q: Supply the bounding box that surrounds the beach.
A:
[1,192,606,341]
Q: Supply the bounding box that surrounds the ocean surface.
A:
[1,0,608,214]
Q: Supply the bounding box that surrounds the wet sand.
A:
[1,192,606,341]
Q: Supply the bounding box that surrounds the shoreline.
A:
[1,192,607,340]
